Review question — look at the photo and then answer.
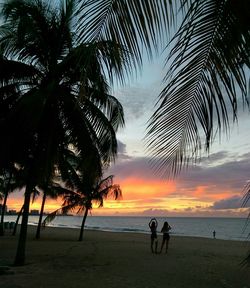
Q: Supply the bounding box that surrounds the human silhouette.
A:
[160,221,171,254]
[149,218,158,253]
[213,230,216,239]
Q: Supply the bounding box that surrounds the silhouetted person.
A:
[213,230,216,239]
[149,218,158,253]
[160,221,171,254]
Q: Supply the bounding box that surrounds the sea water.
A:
[4,215,249,241]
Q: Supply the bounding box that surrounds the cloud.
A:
[114,82,160,121]
[117,140,127,154]
[199,151,230,165]
[109,150,250,194]
[177,154,250,194]
[141,208,169,216]
[117,140,131,160]
[108,156,157,180]
[210,195,249,210]
[184,207,193,212]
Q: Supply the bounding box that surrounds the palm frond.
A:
[76,0,174,69]
[31,186,40,203]
[240,252,250,268]
[42,200,80,227]
[42,207,62,227]
[87,91,125,132]
[243,181,250,208]
[61,91,118,167]
[146,0,250,177]
[0,56,40,83]
[93,175,122,206]
[56,151,85,192]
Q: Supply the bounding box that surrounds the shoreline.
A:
[4,215,248,242]
[24,223,250,242]
[1,225,250,288]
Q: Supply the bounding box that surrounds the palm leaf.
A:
[42,207,63,227]
[92,175,122,207]
[76,0,174,69]
[146,0,250,177]
[243,182,250,208]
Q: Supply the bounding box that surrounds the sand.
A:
[0,225,249,288]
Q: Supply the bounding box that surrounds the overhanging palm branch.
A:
[241,189,250,267]
[146,0,250,177]
[77,0,175,68]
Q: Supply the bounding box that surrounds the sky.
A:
[102,57,250,218]
[6,55,250,218]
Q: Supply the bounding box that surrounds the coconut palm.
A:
[0,0,127,265]
[0,169,14,236]
[0,165,26,236]
[43,174,122,241]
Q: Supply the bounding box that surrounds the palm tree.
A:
[0,0,127,265]
[35,185,56,240]
[0,170,14,236]
[43,174,122,241]
[0,165,25,236]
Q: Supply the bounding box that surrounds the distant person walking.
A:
[213,230,216,239]
[149,218,158,254]
[160,221,171,254]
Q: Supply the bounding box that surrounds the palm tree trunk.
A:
[0,191,8,236]
[0,173,12,236]
[12,204,24,236]
[35,191,46,239]
[14,183,32,266]
[78,208,89,241]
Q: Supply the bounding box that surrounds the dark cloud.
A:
[116,140,131,161]
[184,207,193,212]
[177,155,250,193]
[210,195,250,210]
[110,150,250,185]
[108,156,156,180]
[117,140,127,154]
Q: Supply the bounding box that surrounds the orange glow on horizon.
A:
[3,177,245,217]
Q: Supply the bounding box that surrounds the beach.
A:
[0,226,249,288]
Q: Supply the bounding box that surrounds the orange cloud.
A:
[117,177,176,200]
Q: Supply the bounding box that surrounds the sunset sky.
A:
[6,56,250,218]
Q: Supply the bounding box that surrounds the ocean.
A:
[4,215,249,241]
